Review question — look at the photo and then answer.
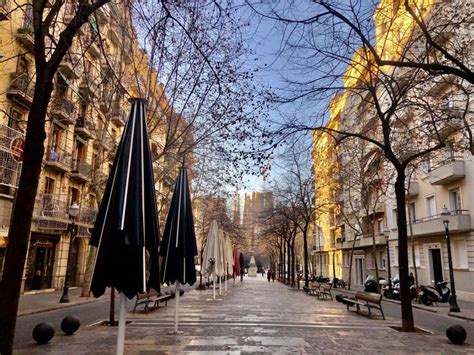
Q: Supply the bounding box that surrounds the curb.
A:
[18,297,106,317]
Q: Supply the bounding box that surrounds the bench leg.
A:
[380,307,385,320]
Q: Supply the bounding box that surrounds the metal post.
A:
[59,218,75,303]
[444,221,461,312]
[386,237,392,292]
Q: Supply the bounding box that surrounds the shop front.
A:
[24,234,59,291]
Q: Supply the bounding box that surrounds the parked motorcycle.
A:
[364,275,378,293]
[418,280,451,306]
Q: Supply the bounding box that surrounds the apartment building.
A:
[313,0,474,300]
[0,1,178,293]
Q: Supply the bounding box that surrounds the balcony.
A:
[0,0,10,21]
[111,108,126,127]
[85,33,101,58]
[50,96,76,125]
[34,193,70,230]
[410,210,471,237]
[77,206,97,228]
[429,158,465,185]
[44,146,72,173]
[58,55,79,79]
[15,27,34,50]
[78,79,97,99]
[70,159,92,183]
[368,202,385,216]
[406,181,419,198]
[75,116,94,140]
[358,233,386,247]
[7,73,34,109]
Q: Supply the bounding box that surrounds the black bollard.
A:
[61,315,81,335]
[446,324,467,345]
[32,322,55,344]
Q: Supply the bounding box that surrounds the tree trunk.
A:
[395,170,415,332]
[0,72,53,354]
[347,233,359,291]
[287,240,291,285]
[279,242,283,281]
[291,237,296,287]
[81,246,97,297]
[109,287,116,326]
[372,233,380,292]
[302,229,309,287]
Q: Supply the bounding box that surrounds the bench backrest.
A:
[310,281,321,288]
[355,291,382,304]
[320,283,332,291]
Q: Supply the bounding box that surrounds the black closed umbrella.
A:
[160,166,197,333]
[89,98,160,354]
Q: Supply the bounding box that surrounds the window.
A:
[450,189,462,212]
[8,108,24,133]
[426,196,436,219]
[408,202,416,222]
[394,246,399,266]
[371,254,376,269]
[452,239,468,269]
[379,251,385,269]
[44,177,55,195]
[69,187,80,205]
[392,209,398,227]
[376,219,383,234]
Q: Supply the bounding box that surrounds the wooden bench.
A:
[133,289,173,313]
[343,291,385,320]
[303,281,321,295]
[316,283,333,300]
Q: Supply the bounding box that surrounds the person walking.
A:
[271,270,275,282]
[267,269,272,282]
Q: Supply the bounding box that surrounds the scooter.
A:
[364,275,378,293]
[418,280,451,306]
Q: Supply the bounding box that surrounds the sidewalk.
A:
[335,285,474,321]
[18,287,107,316]
[15,276,473,354]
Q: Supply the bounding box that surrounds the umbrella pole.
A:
[116,292,127,355]
[213,273,216,300]
[174,281,180,333]
[219,275,221,295]
[225,271,228,293]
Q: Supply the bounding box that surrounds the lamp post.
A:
[441,205,461,312]
[59,202,80,303]
[383,227,392,292]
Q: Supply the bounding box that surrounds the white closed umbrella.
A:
[202,220,224,299]
[218,229,227,295]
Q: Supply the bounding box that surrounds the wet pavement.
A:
[15,276,473,354]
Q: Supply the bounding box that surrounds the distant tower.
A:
[233,191,241,225]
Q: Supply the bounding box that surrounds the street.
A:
[13,277,473,353]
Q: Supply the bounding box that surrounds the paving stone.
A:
[15,276,474,354]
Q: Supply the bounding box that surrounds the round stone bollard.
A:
[32,322,55,344]
[61,315,81,335]
[446,324,467,345]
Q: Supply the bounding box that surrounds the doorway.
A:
[429,248,443,284]
[355,257,365,285]
[25,236,57,291]
[69,238,80,287]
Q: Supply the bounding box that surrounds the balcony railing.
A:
[44,145,72,173]
[7,73,34,109]
[50,96,76,125]
[71,159,92,182]
[0,124,24,189]
[429,157,465,185]
[15,26,34,50]
[408,210,471,237]
[75,116,94,139]
[34,193,70,221]
[0,0,10,20]
[77,206,97,226]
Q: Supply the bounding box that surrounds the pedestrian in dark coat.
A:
[267,269,272,282]
[272,270,275,282]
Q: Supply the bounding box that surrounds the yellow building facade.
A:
[0,1,177,293]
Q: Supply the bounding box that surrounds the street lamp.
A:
[59,202,80,303]
[440,205,461,312]
[383,226,392,292]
